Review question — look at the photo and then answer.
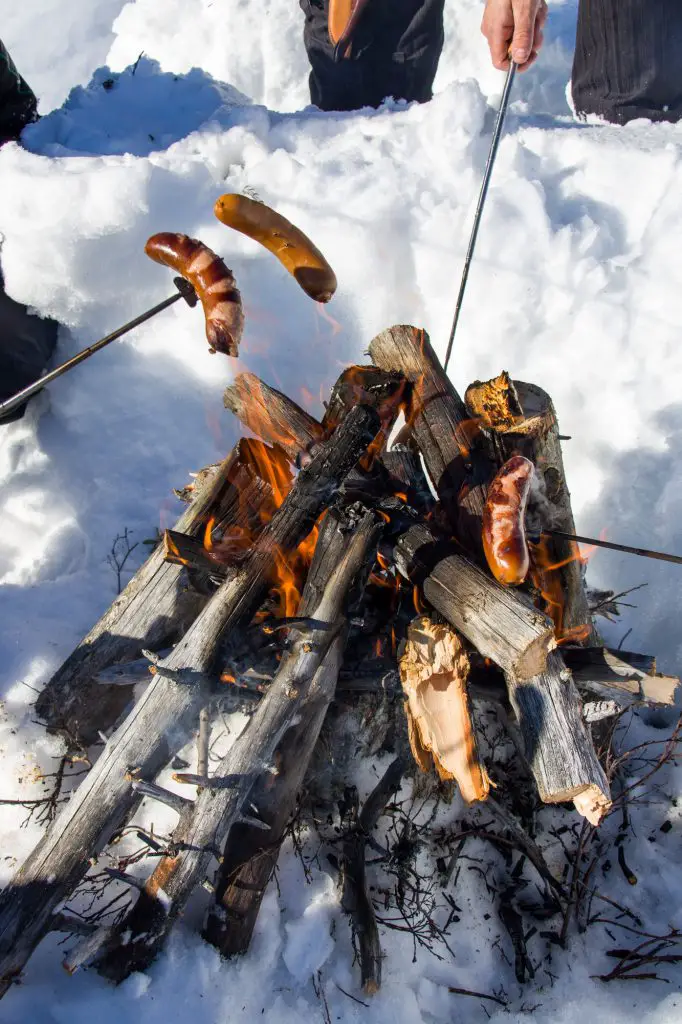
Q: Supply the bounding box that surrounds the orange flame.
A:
[529,535,596,644]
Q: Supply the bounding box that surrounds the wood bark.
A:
[380,444,434,514]
[340,755,408,995]
[93,508,381,981]
[203,505,374,957]
[368,325,493,547]
[399,616,490,803]
[393,523,556,680]
[0,405,380,1000]
[223,372,324,463]
[504,650,611,824]
[34,447,269,746]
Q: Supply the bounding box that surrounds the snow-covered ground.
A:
[0,0,681,1020]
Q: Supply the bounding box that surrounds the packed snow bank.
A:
[0,0,681,1020]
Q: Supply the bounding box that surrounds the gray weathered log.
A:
[0,405,380,999]
[393,523,555,680]
[564,647,679,706]
[223,372,324,462]
[368,325,493,547]
[93,508,381,981]
[162,530,234,582]
[505,650,611,823]
[34,447,269,746]
[203,505,374,956]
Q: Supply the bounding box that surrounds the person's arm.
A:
[481,0,548,72]
[0,39,38,145]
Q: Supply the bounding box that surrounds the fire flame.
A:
[529,535,596,644]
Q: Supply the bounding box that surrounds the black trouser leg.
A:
[300,0,445,112]
[572,0,682,125]
[0,275,58,423]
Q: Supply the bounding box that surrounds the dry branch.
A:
[0,405,380,999]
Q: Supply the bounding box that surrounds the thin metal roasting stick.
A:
[543,529,682,567]
[443,60,517,374]
[0,277,197,420]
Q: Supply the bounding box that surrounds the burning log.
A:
[399,616,490,803]
[0,405,380,1000]
[321,364,407,458]
[92,508,381,982]
[393,524,556,680]
[380,445,434,514]
[223,372,324,463]
[34,445,272,747]
[466,374,593,641]
[368,325,493,546]
[203,504,377,957]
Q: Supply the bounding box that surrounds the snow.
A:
[0,0,681,1020]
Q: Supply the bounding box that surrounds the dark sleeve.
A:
[0,39,38,145]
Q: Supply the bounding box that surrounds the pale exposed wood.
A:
[0,405,380,1000]
[505,650,611,824]
[393,524,555,680]
[223,372,324,462]
[34,446,268,746]
[399,616,490,803]
[368,325,492,546]
[464,372,523,432]
[94,508,381,982]
[565,647,680,706]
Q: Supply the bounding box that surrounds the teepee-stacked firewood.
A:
[0,325,677,999]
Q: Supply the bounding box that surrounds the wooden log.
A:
[0,405,380,999]
[223,372,324,463]
[380,444,434,514]
[162,530,234,581]
[93,508,381,982]
[465,375,594,641]
[321,365,407,435]
[368,325,494,547]
[393,523,556,680]
[340,755,408,995]
[468,647,680,710]
[399,616,490,803]
[505,650,611,824]
[203,504,374,957]
[34,445,270,746]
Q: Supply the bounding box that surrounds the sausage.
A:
[482,455,534,586]
[213,194,337,303]
[144,233,244,356]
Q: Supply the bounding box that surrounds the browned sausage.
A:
[145,232,244,356]
[482,455,534,586]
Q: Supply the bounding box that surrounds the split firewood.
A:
[340,754,409,995]
[368,325,495,548]
[223,372,324,463]
[505,650,611,825]
[321,365,407,463]
[380,444,434,514]
[92,508,381,982]
[204,503,377,957]
[34,444,271,746]
[0,405,380,1001]
[393,523,556,680]
[399,616,490,803]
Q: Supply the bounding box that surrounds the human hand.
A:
[481,0,548,72]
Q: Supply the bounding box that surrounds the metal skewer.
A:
[0,277,197,420]
[443,60,517,373]
[543,529,682,567]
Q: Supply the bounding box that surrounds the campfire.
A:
[0,213,678,999]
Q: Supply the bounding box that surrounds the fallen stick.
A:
[0,405,380,999]
[340,755,409,995]
[92,508,381,981]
